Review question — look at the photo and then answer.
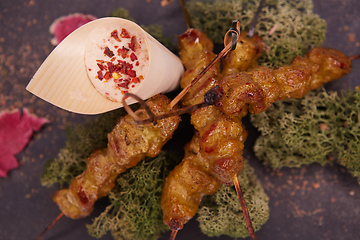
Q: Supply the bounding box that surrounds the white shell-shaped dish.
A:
[26,17,184,115]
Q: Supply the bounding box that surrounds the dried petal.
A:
[0,108,48,177]
[49,13,97,45]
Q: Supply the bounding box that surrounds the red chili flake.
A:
[107,62,115,73]
[97,63,105,71]
[130,52,137,61]
[110,57,116,62]
[113,64,121,74]
[120,28,131,38]
[116,61,125,74]
[117,60,134,75]
[126,69,136,77]
[125,62,133,70]
[131,84,135,88]
[118,78,131,89]
[97,70,104,80]
[135,61,139,66]
[117,46,129,59]
[104,46,114,58]
[129,36,138,51]
[111,29,121,42]
[114,78,123,84]
[131,77,139,83]
[88,68,91,71]
[104,71,111,80]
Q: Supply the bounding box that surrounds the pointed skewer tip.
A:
[36,212,64,240]
[349,53,360,61]
[170,229,178,240]
[233,175,257,240]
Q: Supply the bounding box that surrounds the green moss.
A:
[110,8,136,21]
[251,88,360,184]
[141,24,176,52]
[197,159,269,238]
[87,151,170,240]
[187,0,326,67]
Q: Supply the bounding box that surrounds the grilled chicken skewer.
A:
[53,94,181,219]
[161,26,352,239]
[217,47,352,118]
[161,28,264,239]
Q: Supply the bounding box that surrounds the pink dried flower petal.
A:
[0,108,49,177]
[49,13,97,45]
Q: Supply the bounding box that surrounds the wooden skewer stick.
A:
[233,175,257,240]
[168,21,240,109]
[179,0,193,29]
[170,229,178,240]
[248,0,266,38]
[168,44,230,109]
[350,53,360,61]
[36,212,64,240]
[123,86,224,125]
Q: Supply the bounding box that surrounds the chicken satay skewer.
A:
[36,94,181,240]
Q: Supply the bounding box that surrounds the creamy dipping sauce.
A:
[85,23,149,102]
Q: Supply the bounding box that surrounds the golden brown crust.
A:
[221,31,264,75]
[161,107,247,230]
[191,106,247,185]
[53,94,181,219]
[161,132,220,230]
[178,29,221,107]
[178,29,215,70]
[161,28,352,233]
[161,29,257,231]
[218,48,352,117]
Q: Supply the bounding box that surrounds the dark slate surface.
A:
[0,0,359,240]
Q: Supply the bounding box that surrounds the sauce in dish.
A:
[85,22,150,102]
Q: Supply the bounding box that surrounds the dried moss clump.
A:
[251,88,360,184]
[197,159,269,238]
[187,0,326,67]
[86,151,170,240]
